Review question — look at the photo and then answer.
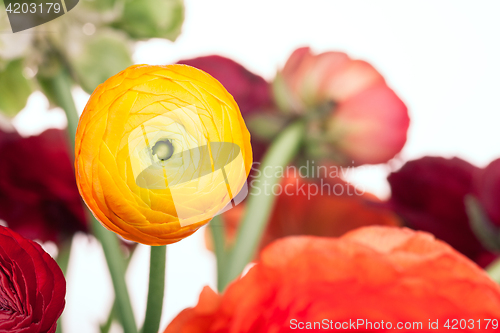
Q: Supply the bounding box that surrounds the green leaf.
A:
[112,0,184,40]
[486,257,500,284]
[246,112,288,141]
[465,195,500,251]
[272,71,295,113]
[69,30,133,94]
[0,59,32,117]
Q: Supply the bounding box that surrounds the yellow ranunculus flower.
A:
[75,64,252,245]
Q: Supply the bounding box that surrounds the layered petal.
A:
[166,226,500,332]
[0,225,65,333]
[75,64,252,245]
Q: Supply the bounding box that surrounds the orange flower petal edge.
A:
[166,226,500,332]
[75,64,252,245]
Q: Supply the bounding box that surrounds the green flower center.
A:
[152,139,174,161]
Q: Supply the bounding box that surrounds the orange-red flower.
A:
[166,226,500,332]
[277,47,409,165]
[75,64,252,245]
[208,175,400,253]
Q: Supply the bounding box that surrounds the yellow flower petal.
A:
[75,64,252,245]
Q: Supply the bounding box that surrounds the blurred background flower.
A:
[166,227,500,332]
[208,174,400,255]
[474,158,500,227]
[0,127,87,244]
[272,47,410,166]
[387,156,498,267]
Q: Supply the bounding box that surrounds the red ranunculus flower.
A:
[177,55,273,163]
[278,47,409,165]
[388,156,496,267]
[166,226,500,332]
[474,158,500,226]
[0,225,66,332]
[208,175,400,253]
[0,128,87,244]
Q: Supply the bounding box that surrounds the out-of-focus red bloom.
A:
[166,226,500,332]
[388,156,496,267]
[177,55,273,163]
[0,128,87,244]
[207,175,400,253]
[177,55,272,115]
[474,158,500,226]
[0,225,66,332]
[278,47,409,165]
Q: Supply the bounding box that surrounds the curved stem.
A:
[142,246,166,333]
[50,68,138,333]
[43,67,79,150]
[91,216,138,333]
[221,120,305,289]
[100,245,137,333]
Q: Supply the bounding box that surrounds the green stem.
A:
[51,68,138,333]
[55,238,73,333]
[142,246,166,333]
[91,216,138,333]
[221,121,305,289]
[486,257,500,284]
[210,215,227,292]
[101,245,138,333]
[56,238,73,275]
[44,67,79,150]
[99,301,115,333]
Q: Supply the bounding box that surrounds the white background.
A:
[7,0,500,332]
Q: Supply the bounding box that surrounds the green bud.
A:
[112,0,184,40]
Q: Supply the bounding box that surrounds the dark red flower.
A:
[474,158,500,226]
[177,55,272,115]
[0,128,87,244]
[165,227,500,332]
[177,55,273,162]
[0,225,66,332]
[388,156,495,267]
